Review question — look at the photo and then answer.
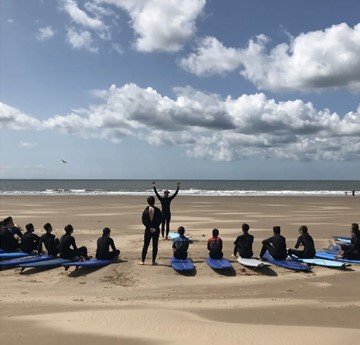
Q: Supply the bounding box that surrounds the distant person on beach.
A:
[172,226,190,260]
[233,223,254,258]
[153,181,180,240]
[20,223,40,254]
[260,226,287,260]
[0,216,21,251]
[352,190,356,197]
[37,223,59,257]
[336,223,360,260]
[59,224,88,260]
[207,228,223,259]
[287,225,316,259]
[96,227,120,260]
[139,196,162,265]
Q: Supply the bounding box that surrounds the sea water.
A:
[0,179,358,197]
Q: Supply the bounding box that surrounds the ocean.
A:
[0,179,359,197]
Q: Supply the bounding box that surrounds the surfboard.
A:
[261,251,310,271]
[315,251,360,264]
[207,257,233,270]
[168,232,193,242]
[0,255,51,267]
[19,258,71,271]
[0,252,29,260]
[289,254,349,268]
[170,257,194,271]
[237,257,271,268]
[332,236,351,243]
[63,259,115,268]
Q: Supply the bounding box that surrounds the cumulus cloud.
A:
[36,26,55,41]
[66,27,98,52]
[179,36,242,76]
[2,85,360,161]
[96,0,206,52]
[180,23,360,92]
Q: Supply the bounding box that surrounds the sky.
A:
[1,0,360,180]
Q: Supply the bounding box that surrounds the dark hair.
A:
[147,196,155,206]
[299,225,308,234]
[351,223,360,237]
[212,228,219,237]
[3,216,13,227]
[102,227,111,236]
[64,224,73,234]
[178,226,185,236]
[273,226,281,235]
[242,223,250,232]
[44,223,52,231]
[25,223,34,232]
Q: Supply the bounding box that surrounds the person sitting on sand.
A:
[96,227,120,260]
[37,223,59,257]
[20,223,40,254]
[140,196,163,265]
[207,228,223,259]
[172,226,190,260]
[287,225,316,259]
[336,223,360,260]
[233,223,254,258]
[59,224,88,260]
[0,216,21,251]
[260,226,287,260]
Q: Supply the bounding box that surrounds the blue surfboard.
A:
[20,258,71,271]
[332,236,351,243]
[0,255,52,267]
[315,251,360,264]
[63,259,115,268]
[289,254,348,268]
[170,257,194,271]
[0,252,30,260]
[262,251,310,271]
[207,257,233,270]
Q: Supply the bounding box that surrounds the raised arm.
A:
[152,181,162,200]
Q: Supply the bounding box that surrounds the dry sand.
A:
[0,195,359,345]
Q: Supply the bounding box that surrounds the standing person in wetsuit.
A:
[20,223,40,254]
[207,228,223,259]
[233,223,254,258]
[259,226,287,260]
[336,223,360,260]
[38,223,59,257]
[139,196,163,265]
[172,226,190,259]
[96,227,120,260]
[0,216,21,251]
[153,181,180,240]
[288,225,316,258]
[59,224,88,260]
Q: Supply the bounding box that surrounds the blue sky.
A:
[1,0,360,180]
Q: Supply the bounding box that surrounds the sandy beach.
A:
[0,195,359,345]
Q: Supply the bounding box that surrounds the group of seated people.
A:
[1,215,360,263]
[0,216,120,261]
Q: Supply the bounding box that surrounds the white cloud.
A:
[19,141,37,148]
[7,19,14,23]
[96,0,206,52]
[3,85,360,161]
[179,36,242,76]
[65,27,98,52]
[36,26,55,41]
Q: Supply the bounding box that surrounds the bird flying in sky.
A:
[61,159,67,164]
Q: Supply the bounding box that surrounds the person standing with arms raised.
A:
[153,181,180,240]
[139,196,163,265]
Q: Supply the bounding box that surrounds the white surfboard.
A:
[237,257,271,268]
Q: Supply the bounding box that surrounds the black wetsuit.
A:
[341,237,360,260]
[37,233,59,257]
[172,235,190,260]
[141,205,162,263]
[208,237,223,259]
[288,234,316,258]
[59,234,87,259]
[233,233,254,258]
[0,227,20,251]
[153,186,179,238]
[96,236,120,260]
[260,234,287,260]
[20,232,40,254]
